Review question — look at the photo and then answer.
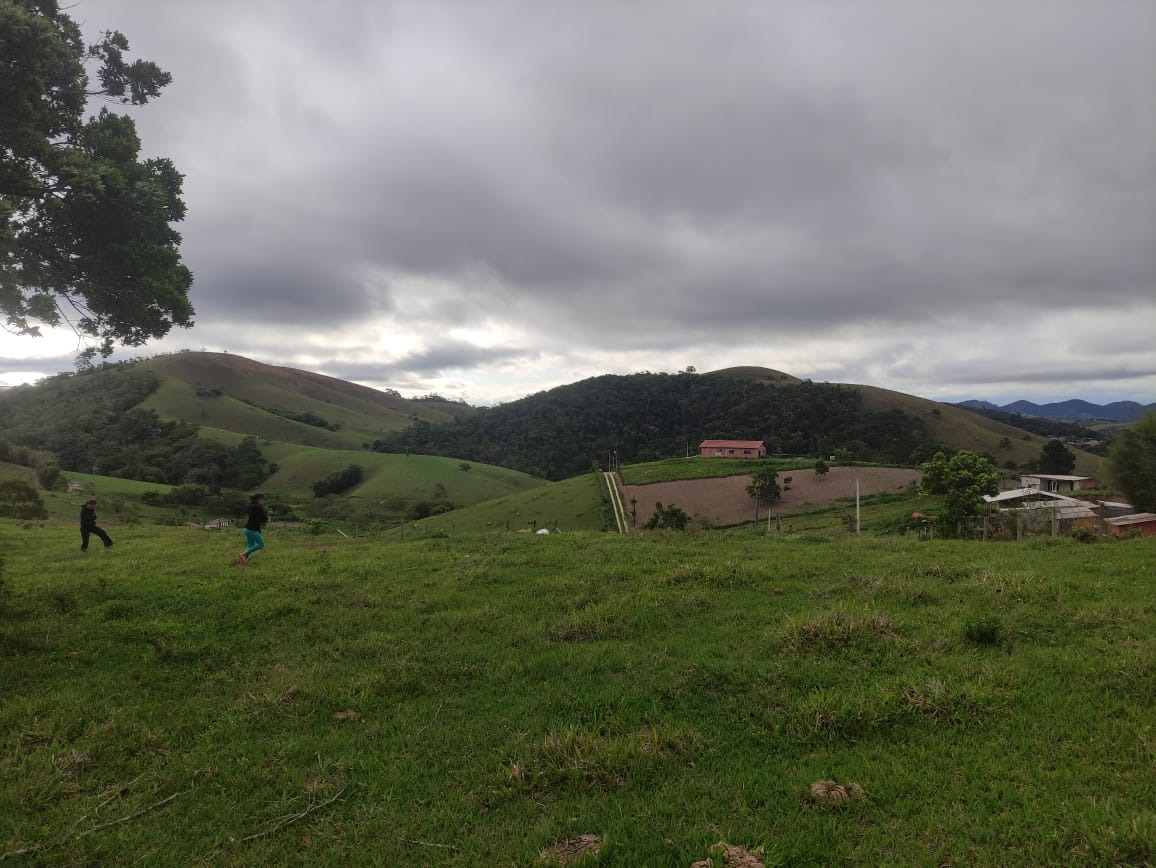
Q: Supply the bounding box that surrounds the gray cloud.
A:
[4,0,1150,404]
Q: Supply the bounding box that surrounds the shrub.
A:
[645,502,689,530]
[312,465,364,497]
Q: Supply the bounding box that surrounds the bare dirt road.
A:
[620,466,920,528]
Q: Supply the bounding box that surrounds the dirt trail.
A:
[620,466,920,528]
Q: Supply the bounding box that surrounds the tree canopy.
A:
[920,450,1000,532]
[375,372,934,480]
[1107,412,1156,512]
[1,0,193,357]
[746,467,781,521]
[1038,439,1077,475]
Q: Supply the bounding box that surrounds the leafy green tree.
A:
[644,501,689,530]
[746,468,780,521]
[814,458,829,478]
[919,450,1000,533]
[0,478,47,518]
[1107,411,1156,512]
[1,0,193,356]
[1038,439,1076,475]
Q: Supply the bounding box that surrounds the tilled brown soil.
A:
[620,466,920,528]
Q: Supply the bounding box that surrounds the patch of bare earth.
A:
[622,466,920,528]
[538,834,601,864]
[691,841,766,867]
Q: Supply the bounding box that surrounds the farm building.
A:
[699,439,766,459]
[1104,513,1156,537]
[1020,474,1096,492]
[984,488,1079,509]
[1097,501,1135,518]
[983,488,1099,533]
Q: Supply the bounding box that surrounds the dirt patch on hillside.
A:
[621,466,920,528]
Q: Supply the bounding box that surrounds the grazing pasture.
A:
[1,523,1152,864]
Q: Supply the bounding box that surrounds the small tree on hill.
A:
[1038,439,1077,475]
[645,501,689,530]
[920,450,999,534]
[1107,411,1156,512]
[746,468,781,522]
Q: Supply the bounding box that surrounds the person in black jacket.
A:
[80,499,113,552]
[236,493,269,565]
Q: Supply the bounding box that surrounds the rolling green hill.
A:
[712,369,1104,479]
[0,354,1108,520]
[136,352,471,448]
[375,366,1106,482]
[382,472,607,536]
[255,444,543,504]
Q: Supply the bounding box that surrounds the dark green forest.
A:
[374,372,937,480]
[0,364,268,487]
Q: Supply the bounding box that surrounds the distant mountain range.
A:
[957,399,1155,423]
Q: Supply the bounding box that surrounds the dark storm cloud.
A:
[41,0,1153,403]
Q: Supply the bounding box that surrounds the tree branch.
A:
[239,782,348,844]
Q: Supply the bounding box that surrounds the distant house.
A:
[1020,474,1096,492]
[1105,513,1156,537]
[699,439,766,459]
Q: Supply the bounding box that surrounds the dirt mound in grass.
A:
[621,466,919,528]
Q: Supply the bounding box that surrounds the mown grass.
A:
[255,445,543,505]
[620,457,816,485]
[381,473,607,536]
[1,522,1153,865]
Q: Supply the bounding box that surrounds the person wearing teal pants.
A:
[237,493,269,565]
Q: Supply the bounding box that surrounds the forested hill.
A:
[0,362,269,486]
[373,372,934,480]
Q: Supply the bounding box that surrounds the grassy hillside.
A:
[855,383,1104,477]
[377,372,939,480]
[256,445,544,505]
[710,368,1105,479]
[383,472,608,536]
[2,523,1152,863]
[708,365,803,385]
[137,352,470,448]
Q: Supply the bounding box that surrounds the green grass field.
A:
[2,521,1152,864]
[620,457,817,485]
[382,473,608,536]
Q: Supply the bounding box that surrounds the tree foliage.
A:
[0,477,47,518]
[644,501,689,530]
[1038,439,1077,475]
[0,363,268,485]
[744,471,781,506]
[1,0,193,355]
[1107,411,1156,512]
[375,373,934,481]
[312,464,364,497]
[920,450,1000,532]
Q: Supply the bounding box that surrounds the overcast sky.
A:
[2,0,1154,406]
